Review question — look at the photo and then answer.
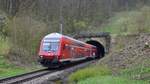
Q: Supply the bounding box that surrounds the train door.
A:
[62,44,71,59]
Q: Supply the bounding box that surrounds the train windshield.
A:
[42,38,59,52]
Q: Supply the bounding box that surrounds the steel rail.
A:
[0,58,97,84]
[0,68,54,84]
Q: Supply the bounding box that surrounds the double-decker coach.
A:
[38,33,97,67]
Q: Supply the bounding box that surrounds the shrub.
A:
[0,37,10,55]
[6,16,48,65]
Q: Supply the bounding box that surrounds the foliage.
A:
[0,12,9,38]
[101,6,150,35]
[0,37,10,55]
[69,65,111,82]
[2,0,150,34]
[6,16,48,61]
[65,18,88,34]
[78,76,148,84]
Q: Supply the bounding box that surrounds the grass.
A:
[0,55,43,78]
[69,65,111,82]
[69,64,150,84]
[0,68,28,78]
[0,34,44,78]
[0,55,29,78]
[120,66,150,81]
[0,37,42,78]
[78,76,148,84]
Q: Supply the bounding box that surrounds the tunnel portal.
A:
[74,32,111,58]
[86,40,105,58]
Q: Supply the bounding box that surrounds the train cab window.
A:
[43,42,59,52]
[42,38,60,52]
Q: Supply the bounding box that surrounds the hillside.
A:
[69,34,150,84]
[69,6,150,84]
[101,34,150,71]
[100,6,150,35]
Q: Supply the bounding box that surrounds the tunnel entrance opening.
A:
[86,40,105,58]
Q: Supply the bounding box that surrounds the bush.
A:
[0,37,10,55]
[0,12,9,38]
[5,16,49,65]
[69,65,111,82]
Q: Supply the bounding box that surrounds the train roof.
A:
[44,33,62,39]
[43,33,96,47]
[64,35,96,47]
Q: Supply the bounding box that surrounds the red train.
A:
[38,33,98,67]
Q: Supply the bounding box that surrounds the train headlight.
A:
[93,53,95,56]
[40,55,43,58]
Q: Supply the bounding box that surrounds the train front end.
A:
[38,33,62,67]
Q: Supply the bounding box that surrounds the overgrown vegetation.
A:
[69,64,149,84]
[0,37,10,55]
[5,16,49,65]
[69,65,111,82]
[69,9,150,83]
[0,55,29,78]
[0,0,150,67]
[120,66,150,81]
[0,14,43,77]
[101,6,150,35]
[78,76,148,84]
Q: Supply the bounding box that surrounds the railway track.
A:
[0,68,54,84]
[0,59,97,84]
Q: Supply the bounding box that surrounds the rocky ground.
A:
[100,34,150,72]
